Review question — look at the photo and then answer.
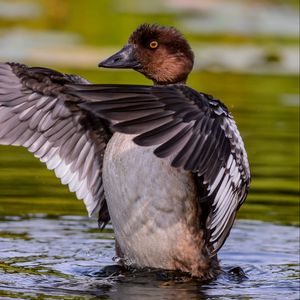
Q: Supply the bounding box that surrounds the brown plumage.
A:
[128,24,194,84]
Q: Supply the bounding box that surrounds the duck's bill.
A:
[98,44,140,69]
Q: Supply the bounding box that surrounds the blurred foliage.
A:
[0,0,299,46]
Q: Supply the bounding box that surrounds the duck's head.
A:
[99,24,194,85]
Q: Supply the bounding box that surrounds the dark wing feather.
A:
[72,84,251,254]
[0,63,112,225]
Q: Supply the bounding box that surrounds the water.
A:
[0,215,298,299]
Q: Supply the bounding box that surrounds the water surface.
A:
[0,216,299,299]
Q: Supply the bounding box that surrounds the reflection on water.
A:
[0,215,299,299]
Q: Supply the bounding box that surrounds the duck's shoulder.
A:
[153,84,230,118]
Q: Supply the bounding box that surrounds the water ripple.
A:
[0,216,298,299]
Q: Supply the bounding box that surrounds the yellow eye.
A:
[149,41,158,49]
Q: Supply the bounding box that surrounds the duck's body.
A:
[0,24,250,279]
[104,133,215,276]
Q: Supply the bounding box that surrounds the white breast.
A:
[103,133,201,270]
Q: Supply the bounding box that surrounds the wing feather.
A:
[0,63,250,253]
[0,63,112,224]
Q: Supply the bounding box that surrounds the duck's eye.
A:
[149,41,158,49]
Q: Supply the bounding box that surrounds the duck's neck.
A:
[153,80,187,86]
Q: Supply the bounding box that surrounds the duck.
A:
[0,24,250,279]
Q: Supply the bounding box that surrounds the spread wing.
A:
[70,84,251,254]
[0,63,112,224]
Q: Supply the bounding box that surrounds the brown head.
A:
[99,24,194,85]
